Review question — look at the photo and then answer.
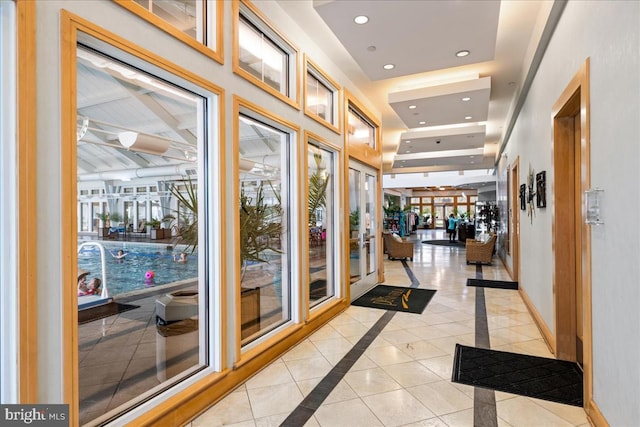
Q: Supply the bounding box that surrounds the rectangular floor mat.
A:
[466,278,518,290]
[452,344,583,407]
[352,285,436,314]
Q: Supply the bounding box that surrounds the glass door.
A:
[348,161,378,300]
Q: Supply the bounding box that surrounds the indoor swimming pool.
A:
[77,241,198,296]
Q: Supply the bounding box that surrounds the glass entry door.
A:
[348,161,378,300]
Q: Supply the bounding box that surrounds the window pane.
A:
[347,107,375,149]
[136,0,201,40]
[76,47,206,424]
[307,72,333,123]
[239,17,288,95]
[348,168,361,283]
[308,142,336,307]
[239,115,291,344]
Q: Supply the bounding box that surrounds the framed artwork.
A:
[519,184,526,211]
[536,171,546,208]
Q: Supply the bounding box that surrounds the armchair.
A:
[383,232,414,261]
[465,233,497,265]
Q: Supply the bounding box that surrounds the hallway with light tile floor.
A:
[189,230,589,427]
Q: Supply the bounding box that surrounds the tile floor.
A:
[188,229,590,427]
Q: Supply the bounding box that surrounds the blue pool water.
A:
[78,241,198,296]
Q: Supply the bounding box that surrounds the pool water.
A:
[78,241,198,296]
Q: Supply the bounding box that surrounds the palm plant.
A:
[168,177,198,253]
[240,181,282,278]
[308,151,330,226]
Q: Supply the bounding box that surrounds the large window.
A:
[116,0,223,62]
[307,138,338,308]
[238,111,294,346]
[304,57,340,133]
[75,42,215,424]
[234,0,299,108]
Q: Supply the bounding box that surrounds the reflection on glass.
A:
[306,72,333,123]
[76,47,205,424]
[365,174,376,275]
[347,107,375,149]
[308,142,335,307]
[239,17,287,94]
[134,0,200,39]
[239,115,290,344]
[349,168,361,284]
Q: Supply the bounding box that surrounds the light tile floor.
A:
[189,229,590,427]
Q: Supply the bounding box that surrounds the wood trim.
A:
[60,12,80,424]
[113,0,224,64]
[61,10,226,425]
[510,156,520,283]
[518,286,556,356]
[344,88,382,169]
[231,0,301,110]
[16,0,38,403]
[551,59,592,410]
[587,398,610,427]
[303,54,342,135]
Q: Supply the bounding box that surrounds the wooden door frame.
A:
[552,59,592,410]
[510,157,520,283]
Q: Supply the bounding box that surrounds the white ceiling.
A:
[279,0,548,187]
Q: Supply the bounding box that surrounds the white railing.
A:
[77,241,109,299]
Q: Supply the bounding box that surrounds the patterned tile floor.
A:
[189,229,589,427]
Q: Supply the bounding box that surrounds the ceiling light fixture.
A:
[408,105,416,109]
[419,121,426,125]
[354,15,369,24]
[462,97,471,101]
[456,50,470,57]
[465,116,473,120]
[383,64,395,70]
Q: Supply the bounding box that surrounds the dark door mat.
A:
[422,240,465,247]
[452,344,583,407]
[352,285,436,314]
[466,278,519,290]
[78,302,140,324]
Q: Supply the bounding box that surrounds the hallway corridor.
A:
[188,230,589,427]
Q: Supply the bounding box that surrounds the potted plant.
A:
[95,212,110,237]
[145,218,162,239]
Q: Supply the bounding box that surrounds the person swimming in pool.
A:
[173,252,188,263]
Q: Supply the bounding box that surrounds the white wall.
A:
[500,1,640,424]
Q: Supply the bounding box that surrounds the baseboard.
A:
[587,398,609,427]
[518,286,556,355]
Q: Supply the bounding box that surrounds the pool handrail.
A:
[77,241,109,299]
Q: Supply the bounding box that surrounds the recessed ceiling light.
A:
[462,97,471,101]
[456,50,470,57]
[406,150,411,153]
[408,105,416,109]
[367,45,377,52]
[354,15,369,24]
[383,64,395,70]
[419,121,426,125]
[405,140,411,143]
[465,116,472,120]
[436,140,441,144]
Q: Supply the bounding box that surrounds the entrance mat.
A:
[352,285,436,314]
[78,302,140,324]
[422,240,465,247]
[452,344,583,407]
[466,278,519,290]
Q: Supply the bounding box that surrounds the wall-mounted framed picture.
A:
[536,171,546,208]
[519,184,526,211]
